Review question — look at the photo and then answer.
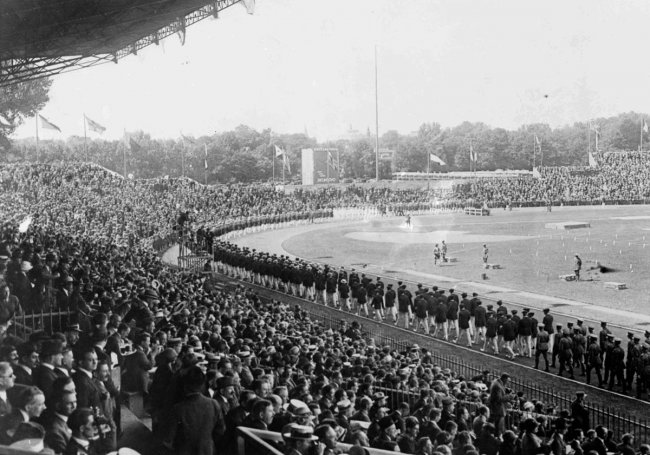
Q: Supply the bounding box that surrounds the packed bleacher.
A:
[0,161,649,455]
[451,151,650,206]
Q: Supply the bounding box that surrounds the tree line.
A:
[2,80,650,183]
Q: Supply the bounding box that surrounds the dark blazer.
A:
[121,349,152,394]
[72,370,102,411]
[164,392,226,455]
[14,364,34,386]
[33,364,64,399]
[41,411,72,454]
[0,395,12,417]
[64,437,99,455]
[0,408,28,445]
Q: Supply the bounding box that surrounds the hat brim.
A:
[282,433,318,441]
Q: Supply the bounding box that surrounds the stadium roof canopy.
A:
[0,0,245,86]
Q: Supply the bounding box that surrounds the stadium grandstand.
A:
[0,159,650,455]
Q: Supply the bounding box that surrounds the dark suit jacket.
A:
[14,365,34,386]
[33,364,63,399]
[121,349,152,394]
[165,392,226,455]
[64,437,99,455]
[0,395,12,417]
[0,408,28,444]
[72,370,102,411]
[41,411,72,454]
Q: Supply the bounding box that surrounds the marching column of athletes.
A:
[214,240,650,397]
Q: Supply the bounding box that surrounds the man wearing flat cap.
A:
[571,392,589,432]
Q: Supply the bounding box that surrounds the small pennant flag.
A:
[39,115,61,132]
[274,145,284,157]
[644,119,648,133]
[85,115,106,134]
[430,153,446,166]
[241,0,255,14]
[284,155,291,173]
[534,134,541,146]
[469,144,477,162]
[129,138,142,153]
[204,144,208,171]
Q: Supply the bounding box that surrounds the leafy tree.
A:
[0,79,52,153]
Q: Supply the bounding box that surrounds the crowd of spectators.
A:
[0,161,649,455]
[451,151,650,206]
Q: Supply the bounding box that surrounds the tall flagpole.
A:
[375,45,379,181]
[123,129,127,179]
[83,114,88,162]
[640,119,644,151]
[35,114,39,162]
[337,149,340,182]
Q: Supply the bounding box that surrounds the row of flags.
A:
[38,114,106,134]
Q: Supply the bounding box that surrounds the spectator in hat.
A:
[33,340,65,399]
[371,415,399,451]
[549,419,568,455]
[163,365,226,455]
[282,424,322,455]
[313,423,339,455]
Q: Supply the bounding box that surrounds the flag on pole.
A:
[204,144,208,170]
[469,143,477,162]
[430,153,446,166]
[644,119,648,133]
[534,134,541,146]
[274,145,284,157]
[588,152,598,167]
[241,0,255,14]
[84,115,106,134]
[285,157,291,173]
[39,115,61,132]
[589,120,600,135]
[327,151,338,169]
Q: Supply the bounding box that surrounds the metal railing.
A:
[8,306,76,338]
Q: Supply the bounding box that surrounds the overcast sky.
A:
[14,0,650,141]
